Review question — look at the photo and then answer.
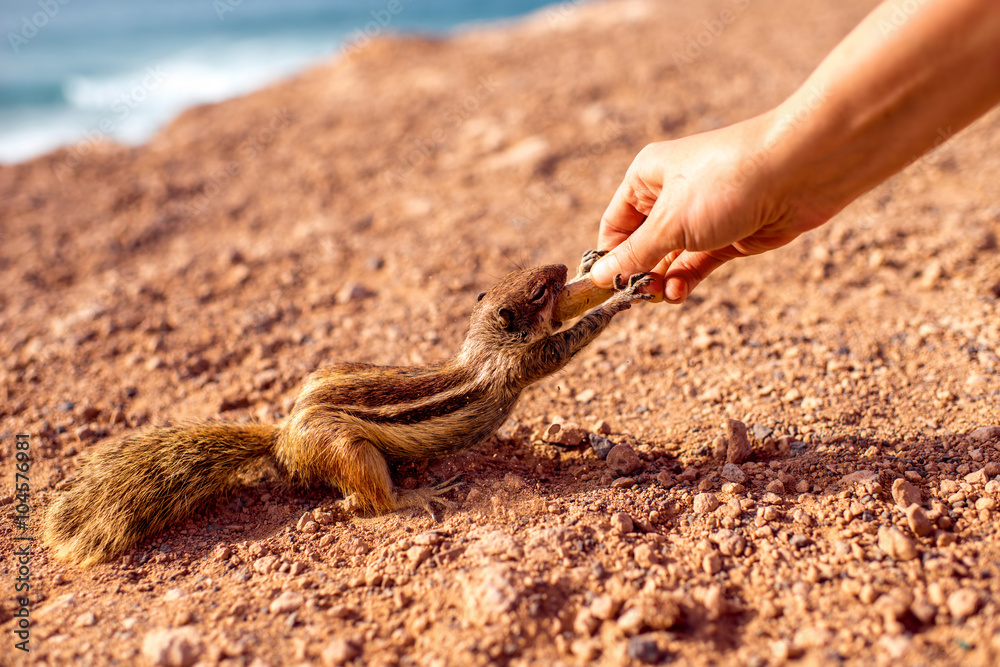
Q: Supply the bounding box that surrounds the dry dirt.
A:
[2,0,1000,665]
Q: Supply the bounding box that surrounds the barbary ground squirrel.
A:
[43,252,652,567]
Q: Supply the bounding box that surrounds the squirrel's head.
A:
[466,264,568,352]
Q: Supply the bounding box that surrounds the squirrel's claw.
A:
[576,249,609,278]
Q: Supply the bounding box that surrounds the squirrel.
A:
[43,251,652,567]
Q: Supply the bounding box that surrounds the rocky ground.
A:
[2,0,1000,665]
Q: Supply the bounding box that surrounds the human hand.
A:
[590,112,835,303]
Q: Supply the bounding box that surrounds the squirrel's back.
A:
[43,423,277,567]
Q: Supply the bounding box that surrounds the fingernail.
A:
[589,257,615,288]
[665,277,687,302]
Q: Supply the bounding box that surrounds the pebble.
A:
[905,504,934,537]
[253,555,279,575]
[726,419,752,464]
[752,424,773,440]
[212,545,232,562]
[464,565,519,624]
[606,444,641,475]
[891,478,922,508]
[574,388,596,403]
[592,419,612,434]
[878,525,918,561]
[947,588,982,620]
[336,282,373,303]
[589,434,614,460]
[142,628,203,667]
[590,594,620,620]
[712,435,728,459]
[693,493,720,514]
[611,511,634,534]
[721,463,746,484]
[975,497,996,511]
[312,509,335,525]
[765,479,785,494]
[965,468,988,485]
[574,609,600,636]
[627,634,667,664]
[703,551,722,575]
[75,611,97,627]
[543,421,588,447]
[968,426,1000,443]
[269,591,303,614]
[611,476,635,489]
[322,639,361,666]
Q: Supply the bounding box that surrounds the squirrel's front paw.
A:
[608,273,654,310]
[575,249,609,278]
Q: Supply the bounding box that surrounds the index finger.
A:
[597,180,648,251]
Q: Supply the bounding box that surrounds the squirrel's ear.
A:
[477,291,487,302]
[498,308,514,330]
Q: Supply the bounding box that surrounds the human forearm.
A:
[768,0,1000,218]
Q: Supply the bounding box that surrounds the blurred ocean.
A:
[0,0,561,164]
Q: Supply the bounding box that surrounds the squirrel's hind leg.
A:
[323,435,459,517]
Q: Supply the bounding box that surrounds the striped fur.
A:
[43,262,651,566]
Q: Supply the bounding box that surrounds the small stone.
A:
[634,543,660,567]
[795,479,811,493]
[163,588,185,601]
[765,479,785,494]
[910,598,936,624]
[752,424,773,441]
[336,282,373,303]
[693,493,720,514]
[906,504,934,537]
[589,434,614,459]
[322,639,361,666]
[841,469,878,486]
[975,497,996,511]
[726,419,752,464]
[574,609,600,636]
[592,419,612,434]
[142,628,203,667]
[721,463,746,484]
[712,435,728,459]
[591,595,620,620]
[611,511,634,534]
[703,552,722,575]
[413,531,443,546]
[299,521,320,534]
[542,421,588,447]
[607,444,641,475]
[891,478,922,508]
[75,611,97,627]
[575,388,597,403]
[611,476,636,489]
[947,588,982,620]
[253,555,279,575]
[627,634,667,664]
[968,426,1000,443]
[878,525,918,561]
[312,509,335,525]
[212,545,232,562]
[269,591,303,614]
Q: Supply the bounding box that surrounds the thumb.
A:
[590,200,681,288]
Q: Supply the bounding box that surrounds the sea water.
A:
[0,0,565,164]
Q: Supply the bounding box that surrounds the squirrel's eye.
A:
[477,291,487,302]
[530,284,546,302]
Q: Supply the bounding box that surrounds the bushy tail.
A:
[43,423,279,567]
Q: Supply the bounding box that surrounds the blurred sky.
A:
[0,0,562,163]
